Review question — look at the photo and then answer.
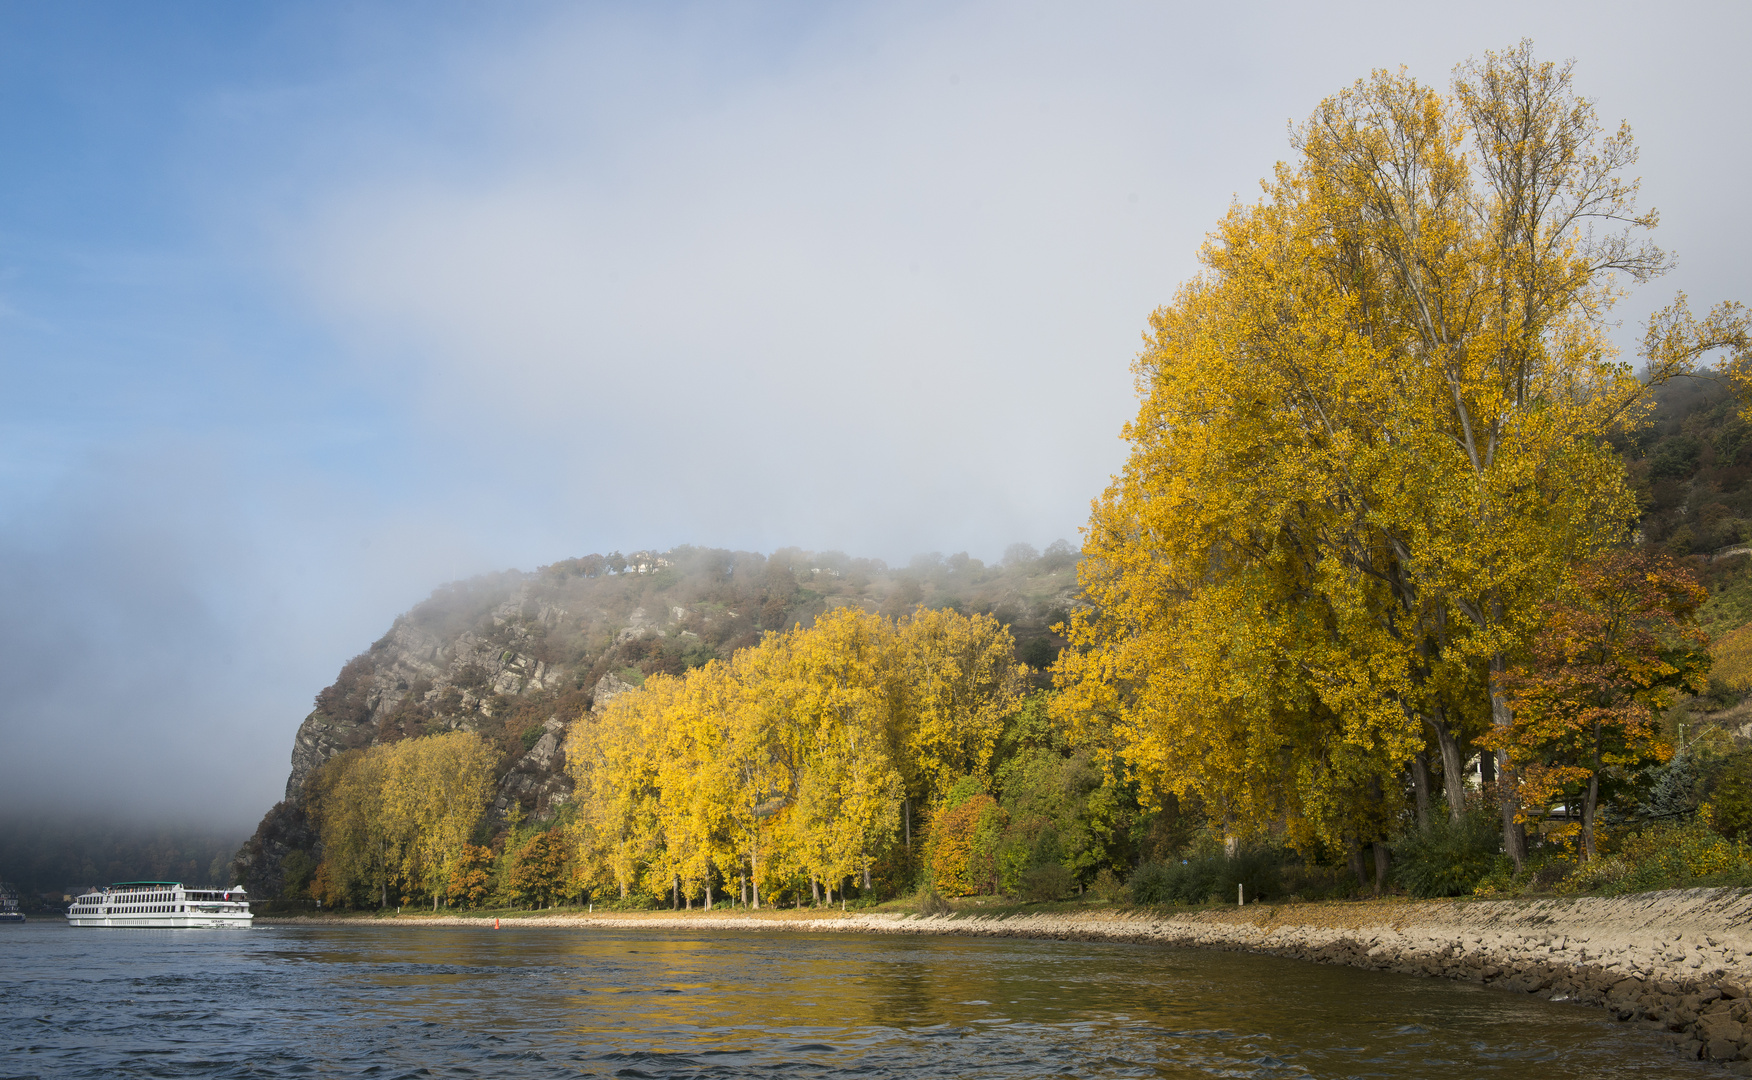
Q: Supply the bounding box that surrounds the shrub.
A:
[1707,752,1752,841]
[1220,846,1281,903]
[917,885,952,917]
[928,792,1004,897]
[1020,863,1072,902]
[1560,854,1631,894]
[1130,858,1213,905]
[1393,811,1500,898]
[1087,867,1125,904]
[1130,847,1280,905]
[1608,818,1751,894]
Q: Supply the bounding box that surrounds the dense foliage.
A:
[1051,43,1747,882]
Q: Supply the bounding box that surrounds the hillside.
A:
[232,543,1081,897]
[1617,375,1752,661]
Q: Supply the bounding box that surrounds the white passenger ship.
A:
[66,881,252,929]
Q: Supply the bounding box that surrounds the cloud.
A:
[275,2,1752,561]
[3,0,1751,825]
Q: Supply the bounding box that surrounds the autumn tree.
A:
[306,748,394,908]
[380,732,497,909]
[447,844,494,907]
[777,608,904,901]
[502,830,571,908]
[1497,551,1709,859]
[567,604,1025,905]
[569,674,676,900]
[1055,42,1746,865]
[893,607,1027,820]
[305,732,496,909]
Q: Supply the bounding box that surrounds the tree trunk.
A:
[1411,752,1432,829]
[1346,837,1367,892]
[1488,656,1526,870]
[672,875,679,910]
[705,880,712,911]
[1372,842,1389,896]
[905,799,911,850]
[1426,711,1469,822]
[811,877,821,906]
[1583,721,1602,861]
[863,861,871,891]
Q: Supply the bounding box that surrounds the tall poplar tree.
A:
[1056,42,1747,863]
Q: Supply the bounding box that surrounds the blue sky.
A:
[2,1,1748,825]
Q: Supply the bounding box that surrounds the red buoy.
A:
[494,918,500,929]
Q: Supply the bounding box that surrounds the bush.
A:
[1560,854,1631,894]
[1130,858,1213,905]
[1393,811,1500,898]
[1130,847,1281,905]
[1087,867,1125,904]
[1608,818,1752,894]
[1020,863,1072,902]
[1706,752,1752,841]
[1222,846,1281,903]
[917,885,952,917]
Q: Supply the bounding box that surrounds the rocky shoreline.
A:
[269,887,1752,1069]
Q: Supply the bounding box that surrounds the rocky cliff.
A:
[234,543,1080,897]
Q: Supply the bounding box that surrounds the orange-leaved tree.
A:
[446,844,494,908]
[1496,550,1709,860]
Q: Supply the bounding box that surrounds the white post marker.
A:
[1239,883,1244,906]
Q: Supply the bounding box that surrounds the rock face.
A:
[492,716,573,820]
[589,672,637,715]
[229,800,315,900]
[281,577,582,814]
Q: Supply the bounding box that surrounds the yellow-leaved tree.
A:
[567,604,1025,906]
[1056,42,1748,866]
[570,673,676,901]
[778,607,904,902]
[307,731,496,909]
[893,607,1027,832]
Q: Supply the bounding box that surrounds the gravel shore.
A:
[269,887,1752,1069]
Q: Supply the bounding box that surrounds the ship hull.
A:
[65,914,251,929]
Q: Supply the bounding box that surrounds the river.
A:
[0,920,1710,1077]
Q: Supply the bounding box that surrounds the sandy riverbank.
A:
[268,888,1752,1069]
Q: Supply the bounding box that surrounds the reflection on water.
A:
[0,921,1710,1078]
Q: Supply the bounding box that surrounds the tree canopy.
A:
[1054,42,1747,865]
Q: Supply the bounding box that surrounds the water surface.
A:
[0,920,1708,1078]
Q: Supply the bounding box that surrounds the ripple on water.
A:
[0,922,1718,1078]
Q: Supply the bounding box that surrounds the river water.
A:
[0,920,1710,1078]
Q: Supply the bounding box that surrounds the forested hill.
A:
[232,542,1080,897]
[1621,375,1752,644]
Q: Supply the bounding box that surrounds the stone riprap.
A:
[277,887,1752,1069]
